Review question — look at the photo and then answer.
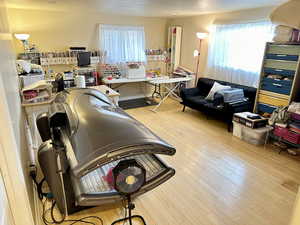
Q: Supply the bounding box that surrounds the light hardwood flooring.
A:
[70,99,300,225]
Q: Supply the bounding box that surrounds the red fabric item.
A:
[103,167,114,188]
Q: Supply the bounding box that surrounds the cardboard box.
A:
[233,112,268,129]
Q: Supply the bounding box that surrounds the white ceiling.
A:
[6,0,288,17]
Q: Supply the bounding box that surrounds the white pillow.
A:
[205,82,231,101]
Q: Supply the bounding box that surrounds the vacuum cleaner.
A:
[36,88,176,214]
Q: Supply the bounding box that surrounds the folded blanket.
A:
[217,88,244,103]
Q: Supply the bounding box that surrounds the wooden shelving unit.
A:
[254,42,300,115]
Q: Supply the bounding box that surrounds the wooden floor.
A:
[71,99,300,225]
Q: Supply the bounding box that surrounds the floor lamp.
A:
[194,32,208,86]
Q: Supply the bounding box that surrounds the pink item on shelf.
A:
[103,167,115,189]
[283,130,300,144]
[291,29,300,42]
[23,90,38,100]
[290,112,300,121]
[273,126,288,137]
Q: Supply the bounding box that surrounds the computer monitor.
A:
[77,52,91,67]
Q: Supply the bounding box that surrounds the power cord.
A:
[29,165,50,200]
[31,165,104,225]
[42,198,104,225]
[122,199,127,225]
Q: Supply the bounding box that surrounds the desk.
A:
[89,85,120,105]
[148,77,192,112]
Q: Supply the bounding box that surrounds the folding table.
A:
[148,77,192,112]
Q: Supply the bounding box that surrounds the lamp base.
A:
[111,215,146,225]
[111,196,147,225]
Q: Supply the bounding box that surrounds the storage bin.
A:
[242,126,272,145]
[268,44,300,55]
[262,77,293,87]
[264,67,295,77]
[258,94,289,107]
[261,78,292,95]
[266,54,299,61]
[233,121,243,138]
[264,59,298,71]
[283,130,300,144]
[290,112,300,121]
[233,121,273,145]
[273,126,288,137]
[257,103,277,114]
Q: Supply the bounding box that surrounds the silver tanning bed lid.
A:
[52,89,176,178]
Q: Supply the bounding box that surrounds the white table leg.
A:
[151,82,181,113]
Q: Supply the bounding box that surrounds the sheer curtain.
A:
[99,24,146,64]
[206,21,274,87]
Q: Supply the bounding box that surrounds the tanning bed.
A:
[37,88,176,214]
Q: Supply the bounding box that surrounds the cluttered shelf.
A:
[269,132,300,149]
[267,103,300,153]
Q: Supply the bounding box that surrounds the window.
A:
[99,24,146,64]
[206,21,274,87]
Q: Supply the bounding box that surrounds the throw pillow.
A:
[205,82,231,101]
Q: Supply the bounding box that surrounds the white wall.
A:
[0,1,35,224]
[0,39,35,225]
[167,6,275,76]
[7,8,168,53]
[7,8,168,100]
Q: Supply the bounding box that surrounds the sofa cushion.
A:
[185,96,208,106]
[197,78,215,96]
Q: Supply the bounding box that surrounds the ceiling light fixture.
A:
[14,33,30,41]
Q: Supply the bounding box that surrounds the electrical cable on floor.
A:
[42,198,104,225]
[31,164,104,225]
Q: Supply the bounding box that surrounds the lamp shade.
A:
[196,32,208,39]
[14,33,30,41]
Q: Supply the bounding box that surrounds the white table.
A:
[148,77,192,112]
[102,76,169,87]
[102,76,170,102]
